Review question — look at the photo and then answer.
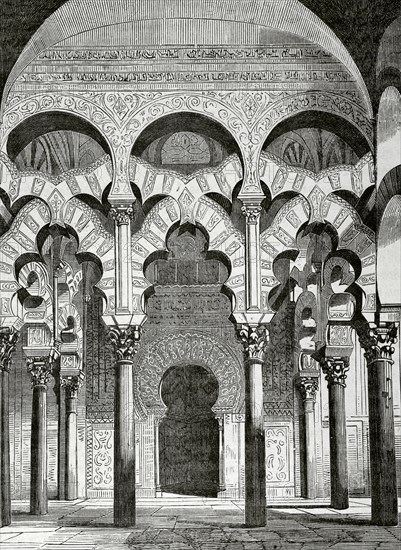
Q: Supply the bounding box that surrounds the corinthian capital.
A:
[320,357,349,387]
[0,328,19,372]
[241,203,262,224]
[108,325,141,361]
[238,324,269,362]
[359,322,397,364]
[61,371,85,399]
[296,375,319,401]
[110,206,134,225]
[27,357,52,388]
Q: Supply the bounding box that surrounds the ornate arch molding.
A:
[1,93,118,152]
[253,92,374,153]
[134,330,244,415]
[124,93,249,149]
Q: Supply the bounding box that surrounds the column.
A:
[295,373,319,500]
[359,322,398,526]
[154,415,162,497]
[109,325,141,527]
[110,207,133,315]
[217,415,226,493]
[238,325,269,527]
[0,328,19,526]
[61,372,84,500]
[241,202,262,311]
[320,357,350,509]
[27,356,53,515]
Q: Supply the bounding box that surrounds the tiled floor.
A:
[1,496,400,549]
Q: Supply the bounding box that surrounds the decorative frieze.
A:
[34,45,339,63]
[17,69,354,86]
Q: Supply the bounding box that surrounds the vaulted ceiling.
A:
[0,0,399,106]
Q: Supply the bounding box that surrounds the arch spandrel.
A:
[133,330,244,415]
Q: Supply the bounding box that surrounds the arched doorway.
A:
[159,365,220,497]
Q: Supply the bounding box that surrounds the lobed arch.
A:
[261,195,310,313]
[133,330,244,416]
[17,261,53,329]
[260,193,375,319]
[0,197,116,322]
[131,195,246,318]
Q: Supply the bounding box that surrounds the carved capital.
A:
[108,325,141,361]
[27,357,52,388]
[61,371,85,399]
[241,203,262,225]
[237,324,269,362]
[320,357,349,387]
[110,206,134,225]
[296,376,319,401]
[359,322,397,364]
[0,328,19,372]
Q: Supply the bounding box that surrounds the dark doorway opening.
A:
[159,365,219,497]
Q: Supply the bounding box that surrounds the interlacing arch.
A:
[261,196,310,314]
[260,193,375,318]
[0,197,116,324]
[0,93,118,151]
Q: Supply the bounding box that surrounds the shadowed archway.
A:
[159,364,220,498]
